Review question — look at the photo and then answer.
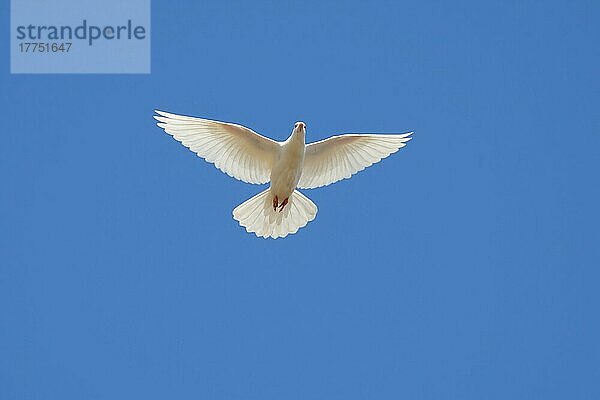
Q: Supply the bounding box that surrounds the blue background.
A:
[2,1,599,399]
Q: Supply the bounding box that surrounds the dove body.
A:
[270,122,306,209]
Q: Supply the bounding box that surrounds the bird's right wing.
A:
[298,133,413,189]
[154,110,279,184]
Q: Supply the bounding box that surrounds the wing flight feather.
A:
[298,133,413,189]
[154,110,279,184]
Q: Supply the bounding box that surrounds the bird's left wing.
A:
[154,110,279,184]
[298,133,413,189]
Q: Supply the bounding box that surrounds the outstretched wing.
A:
[154,110,279,184]
[298,133,413,189]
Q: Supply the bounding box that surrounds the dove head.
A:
[290,121,306,142]
[292,121,306,139]
[294,121,306,133]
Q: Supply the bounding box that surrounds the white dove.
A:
[154,110,413,239]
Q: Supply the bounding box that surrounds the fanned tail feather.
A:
[232,189,317,239]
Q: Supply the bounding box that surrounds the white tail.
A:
[233,189,318,239]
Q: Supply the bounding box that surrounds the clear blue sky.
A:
[2,1,599,399]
